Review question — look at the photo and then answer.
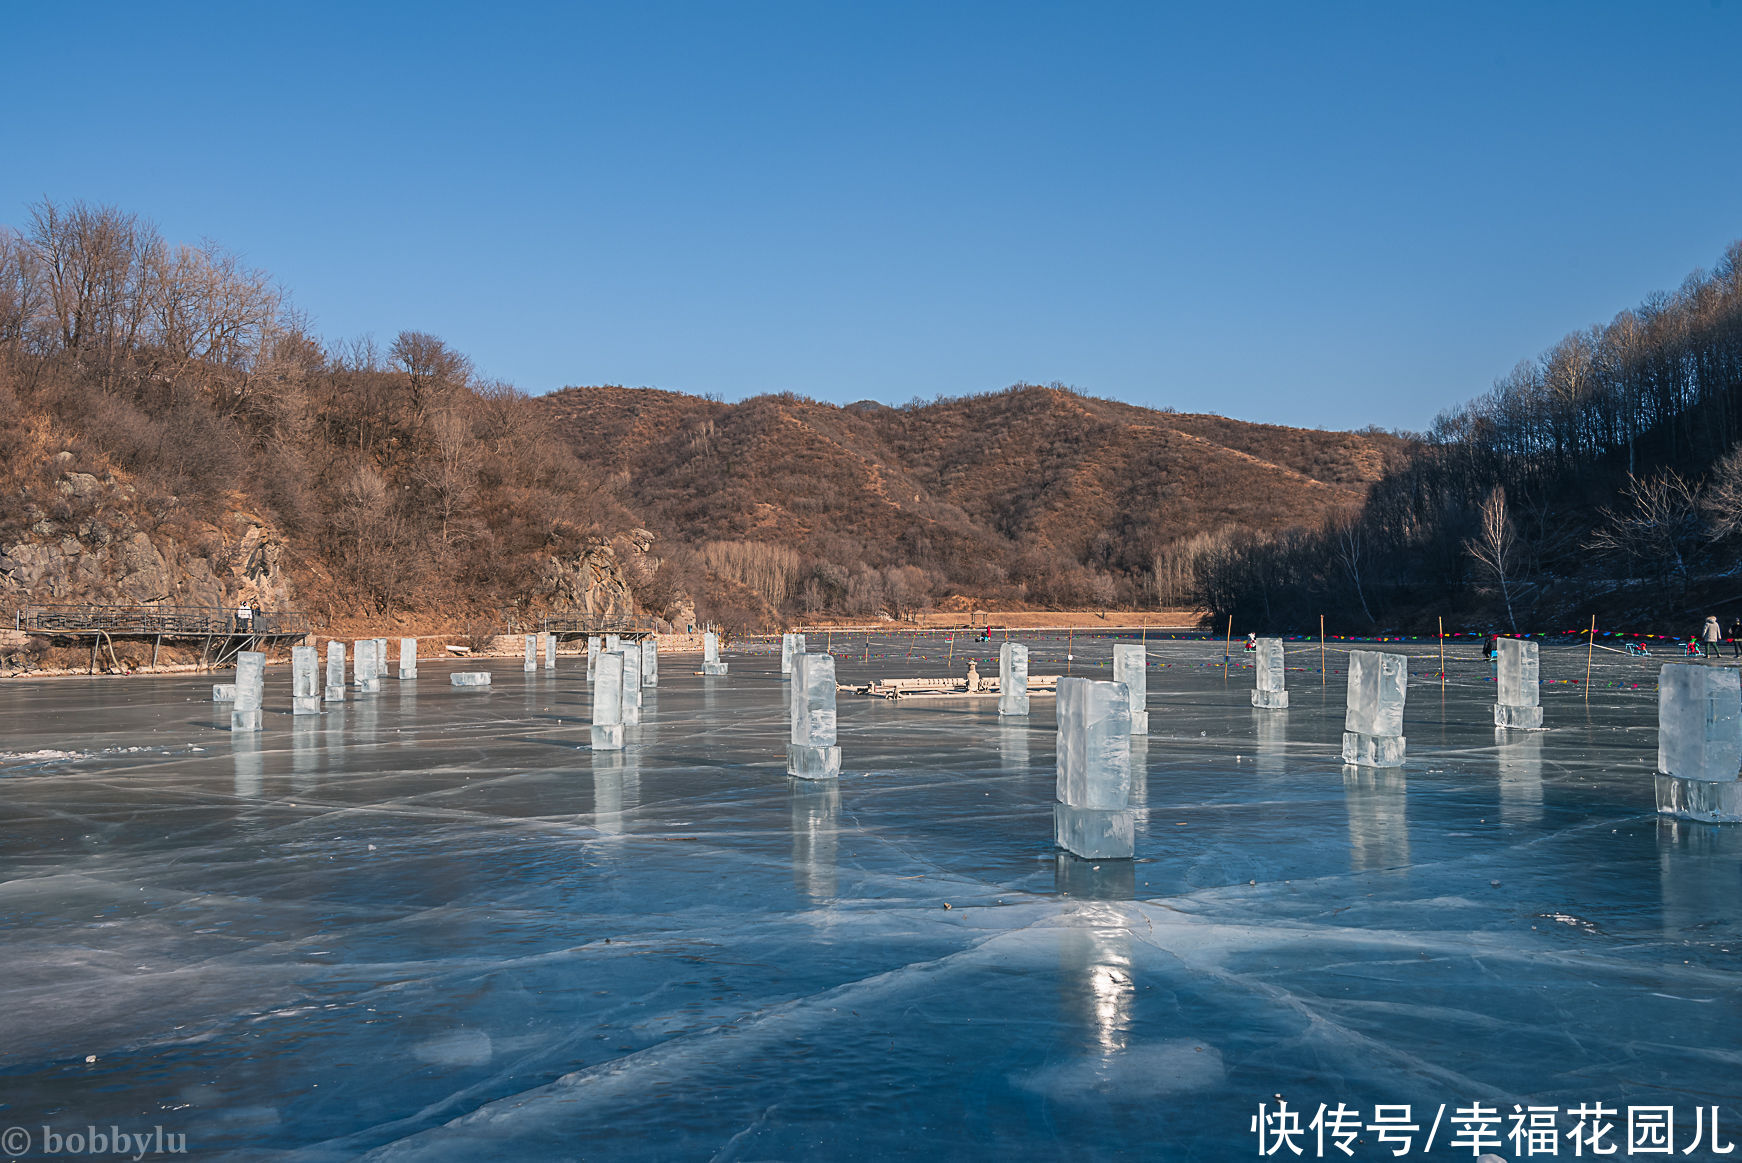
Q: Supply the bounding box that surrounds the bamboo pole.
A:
[1586,615,1596,695]
[1320,614,1326,686]
[1438,616,1446,685]
[1223,615,1232,677]
[947,633,955,667]
[863,634,870,665]
[1067,627,1073,675]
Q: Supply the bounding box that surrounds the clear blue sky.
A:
[3,1,1739,433]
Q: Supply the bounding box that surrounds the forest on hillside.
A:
[0,198,1406,634]
[1197,241,1742,636]
[0,199,661,632]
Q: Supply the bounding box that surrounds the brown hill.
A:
[539,383,1409,616]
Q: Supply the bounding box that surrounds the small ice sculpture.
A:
[703,631,728,675]
[787,652,841,779]
[1251,637,1289,709]
[1111,643,1149,735]
[399,637,418,681]
[620,647,642,725]
[998,642,1029,717]
[291,644,320,715]
[1054,676,1133,858]
[212,683,236,701]
[641,638,659,687]
[1342,649,1406,767]
[325,640,345,702]
[591,650,625,751]
[1493,637,1542,728]
[523,634,537,672]
[232,650,265,732]
[1656,663,1742,822]
[450,672,492,687]
[586,636,602,682]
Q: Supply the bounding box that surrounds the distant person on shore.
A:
[235,601,253,633]
[1484,633,1499,661]
[1700,616,1721,659]
[1729,617,1742,658]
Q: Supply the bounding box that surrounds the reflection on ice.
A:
[1657,818,1742,939]
[232,731,262,799]
[1343,767,1409,872]
[592,749,639,835]
[1057,902,1135,1056]
[1497,727,1543,828]
[1254,708,1288,779]
[789,778,839,901]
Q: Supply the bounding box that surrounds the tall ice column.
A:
[1053,676,1133,858]
[523,635,537,672]
[1251,637,1289,708]
[1656,663,1742,822]
[1494,637,1542,728]
[291,644,320,715]
[232,650,265,732]
[353,639,380,693]
[1111,643,1148,734]
[543,632,557,670]
[587,636,602,682]
[641,638,659,687]
[620,647,643,725]
[787,652,841,778]
[324,640,346,703]
[703,631,728,675]
[591,651,625,750]
[1342,649,1406,766]
[998,642,1029,716]
[399,637,418,680]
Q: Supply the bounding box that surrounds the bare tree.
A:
[1699,446,1742,540]
[1586,470,1703,591]
[391,330,472,424]
[1465,486,1518,632]
[415,409,478,548]
[1334,517,1375,625]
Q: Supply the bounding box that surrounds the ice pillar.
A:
[998,642,1029,717]
[232,650,265,732]
[1251,637,1289,709]
[586,636,602,682]
[620,647,643,725]
[524,634,537,672]
[1493,637,1542,728]
[787,652,841,778]
[591,650,625,751]
[641,638,659,687]
[1655,663,1742,822]
[1053,676,1134,858]
[1111,643,1148,734]
[353,639,380,693]
[291,644,320,715]
[781,632,807,675]
[325,640,345,702]
[543,631,557,669]
[703,630,728,675]
[1342,649,1406,767]
[398,637,418,680]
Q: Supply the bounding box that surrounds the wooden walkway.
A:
[13,604,312,672]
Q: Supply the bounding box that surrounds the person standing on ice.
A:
[1700,615,1721,659]
[1729,617,1742,658]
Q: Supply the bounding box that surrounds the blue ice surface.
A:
[0,634,1737,1159]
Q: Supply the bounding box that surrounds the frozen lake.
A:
[1,633,1737,1159]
